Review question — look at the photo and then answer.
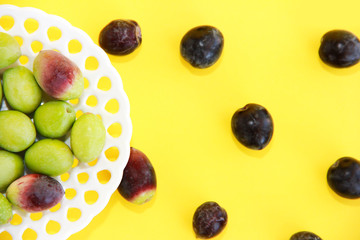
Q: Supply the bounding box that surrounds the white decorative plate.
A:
[0,4,132,240]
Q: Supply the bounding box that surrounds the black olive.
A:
[231,103,273,150]
[327,157,360,199]
[180,25,224,68]
[193,201,227,239]
[290,231,322,240]
[319,29,360,68]
[99,19,142,56]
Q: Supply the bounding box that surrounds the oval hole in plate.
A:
[87,158,98,166]
[107,122,122,138]
[24,18,39,34]
[60,172,70,182]
[46,220,61,235]
[68,39,82,53]
[84,190,99,205]
[65,188,77,200]
[85,56,99,70]
[0,231,12,240]
[76,110,84,118]
[49,203,61,212]
[84,77,89,89]
[69,98,79,105]
[19,55,29,65]
[22,228,37,240]
[105,146,120,162]
[97,170,111,184]
[10,214,22,225]
[77,172,89,184]
[97,76,111,91]
[72,158,79,168]
[105,99,119,114]
[31,40,43,53]
[67,207,82,222]
[0,15,15,30]
[30,212,43,221]
[14,36,23,46]
[47,26,62,41]
[86,95,98,107]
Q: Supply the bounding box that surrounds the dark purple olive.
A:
[180,25,224,68]
[6,174,64,213]
[193,201,227,239]
[118,147,156,204]
[99,19,142,56]
[231,103,273,150]
[327,157,360,199]
[290,231,322,240]
[319,29,360,68]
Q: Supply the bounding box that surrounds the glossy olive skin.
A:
[319,30,360,68]
[118,147,156,204]
[6,174,64,213]
[193,201,227,239]
[327,157,360,199]
[99,19,142,55]
[0,32,21,69]
[290,231,322,240]
[180,25,224,68]
[231,103,273,150]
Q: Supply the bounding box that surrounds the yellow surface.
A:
[2,0,360,239]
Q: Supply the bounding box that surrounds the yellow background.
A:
[2,0,360,239]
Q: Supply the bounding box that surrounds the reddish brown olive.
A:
[99,19,142,56]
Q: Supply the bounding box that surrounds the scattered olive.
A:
[192,201,227,239]
[99,19,142,55]
[319,29,360,68]
[118,147,157,205]
[290,231,322,240]
[327,157,360,199]
[231,103,273,150]
[180,25,224,68]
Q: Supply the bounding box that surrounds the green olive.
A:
[3,66,42,114]
[0,110,36,152]
[71,113,106,163]
[0,150,24,192]
[0,32,21,69]
[34,101,75,138]
[25,139,74,177]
